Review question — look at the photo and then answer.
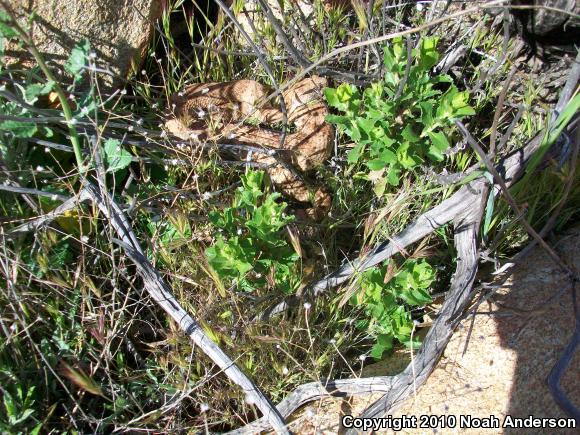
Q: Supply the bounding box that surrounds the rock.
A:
[514,0,580,36]
[6,0,162,84]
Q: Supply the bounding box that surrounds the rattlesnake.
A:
[165,76,333,219]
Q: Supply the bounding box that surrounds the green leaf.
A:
[347,142,365,164]
[0,120,37,138]
[370,333,393,359]
[0,10,18,38]
[324,87,340,108]
[24,81,54,104]
[373,177,388,197]
[325,114,349,126]
[418,36,440,70]
[427,131,450,161]
[419,101,435,131]
[386,164,401,185]
[65,39,90,82]
[103,138,132,173]
[367,158,386,171]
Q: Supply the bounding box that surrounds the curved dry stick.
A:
[238,88,575,432]
[355,187,485,424]
[83,182,289,434]
[6,189,91,238]
[258,129,545,321]
[228,180,487,435]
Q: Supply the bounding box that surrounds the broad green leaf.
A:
[0,10,18,38]
[367,158,387,171]
[418,36,440,70]
[325,114,349,126]
[23,81,54,104]
[373,177,388,197]
[370,333,393,359]
[65,39,90,81]
[0,120,37,138]
[324,87,340,108]
[347,142,365,164]
[427,131,450,161]
[103,138,131,173]
[386,164,401,185]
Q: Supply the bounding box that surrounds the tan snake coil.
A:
[165,76,334,219]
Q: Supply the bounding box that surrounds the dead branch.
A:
[229,179,487,434]
[83,181,289,434]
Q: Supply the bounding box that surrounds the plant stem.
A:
[1,2,85,172]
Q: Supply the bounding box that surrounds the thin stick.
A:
[83,181,289,434]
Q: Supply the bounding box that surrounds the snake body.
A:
[166,76,333,218]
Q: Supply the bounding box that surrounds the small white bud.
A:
[303,302,311,310]
[282,367,289,375]
[81,235,89,243]
[141,70,147,75]
[201,88,209,94]
[245,394,255,405]
[120,89,127,95]
[36,166,44,171]
[200,403,209,413]
[44,147,50,153]
[359,354,367,361]
[202,192,211,200]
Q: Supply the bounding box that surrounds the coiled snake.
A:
[165,76,333,219]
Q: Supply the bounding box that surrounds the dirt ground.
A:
[291,225,580,434]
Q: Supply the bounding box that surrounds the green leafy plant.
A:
[205,170,300,294]
[325,36,475,195]
[0,385,42,434]
[350,259,435,359]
